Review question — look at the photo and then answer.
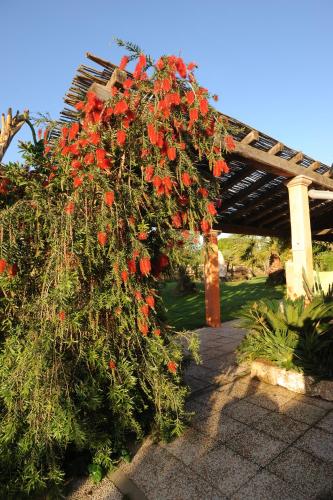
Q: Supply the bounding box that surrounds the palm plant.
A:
[237,295,333,378]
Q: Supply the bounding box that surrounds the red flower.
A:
[158,254,169,268]
[134,53,146,79]
[138,320,149,336]
[145,165,154,182]
[116,130,126,146]
[199,98,209,116]
[73,176,83,189]
[88,132,101,145]
[176,57,187,78]
[98,231,108,246]
[145,295,155,308]
[212,94,218,102]
[213,160,229,177]
[172,213,182,228]
[114,100,129,115]
[84,152,95,165]
[64,201,75,215]
[127,259,136,274]
[140,304,149,316]
[58,310,66,322]
[156,58,164,70]
[198,187,209,198]
[75,101,85,110]
[181,172,192,187]
[109,360,116,370]
[201,219,211,234]
[121,270,129,282]
[104,191,115,207]
[138,232,148,241]
[0,259,7,273]
[68,122,80,141]
[119,55,129,70]
[167,147,176,161]
[189,108,199,123]
[71,159,82,169]
[187,62,197,71]
[61,127,69,139]
[139,257,151,276]
[123,78,134,89]
[186,91,195,105]
[153,329,161,336]
[147,123,158,145]
[162,78,171,92]
[7,263,17,278]
[207,202,217,216]
[167,361,177,374]
[134,290,142,301]
[224,135,236,151]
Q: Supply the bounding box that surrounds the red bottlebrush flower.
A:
[121,270,129,282]
[182,230,190,240]
[145,295,155,308]
[176,57,187,78]
[119,55,129,70]
[161,78,171,92]
[61,127,69,139]
[224,135,236,151]
[147,123,157,145]
[7,263,17,278]
[140,304,149,316]
[153,329,161,336]
[187,62,197,71]
[167,361,177,374]
[189,108,199,123]
[109,360,116,370]
[104,191,115,207]
[133,249,139,259]
[71,159,82,169]
[212,94,219,102]
[213,159,229,177]
[134,290,142,301]
[138,320,149,336]
[172,212,182,228]
[75,101,85,110]
[156,58,164,70]
[127,259,136,274]
[0,259,7,273]
[201,219,211,234]
[139,257,151,276]
[96,148,106,162]
[73,176,83,189]
[123,78,134,89]
[199,98,209,116]
[84,152,95,165]
[138,232,148,241]
[88,132,101,145]
[97,231,108,246]
[198,186,209,198]
[58,310,66,322]
[186,91,195,105]
[69,122,80,141]
[134,53,147,79]
[157,253,169,269]
[167,146,176,161]
[64,201,75,215]
[181,172,192,187]
[179,142,186,150]
[145,165,154,182]
[116,130,126,146]
[152,176,162,189]
[207,202,217,216]
[114,100,129,115]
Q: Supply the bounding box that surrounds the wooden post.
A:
[204,230,221,327]
[285,175,314,298]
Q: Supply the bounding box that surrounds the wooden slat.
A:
[233,142,333,189]
[308,161,321,171]
[268,142,284,155]
[106,68,127,89]
[241,130,259,145]
[86,82,113,101]
[220,173,274,212]
[292,151,304,164]
[214,222,289,238]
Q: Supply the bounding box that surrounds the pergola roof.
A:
[57,53,333,242]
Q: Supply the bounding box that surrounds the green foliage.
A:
[237,295,333,377]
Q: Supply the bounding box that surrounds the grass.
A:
[161,277,285,331]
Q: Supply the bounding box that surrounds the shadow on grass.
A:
[161,277,285,331]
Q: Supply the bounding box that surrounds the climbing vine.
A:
[0,45,233,496]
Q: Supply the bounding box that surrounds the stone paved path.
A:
[69,320,333,500]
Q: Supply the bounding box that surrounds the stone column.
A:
[285,175,313,298]
[204,230,221,327]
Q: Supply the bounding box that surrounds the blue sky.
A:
[2,0,332,165]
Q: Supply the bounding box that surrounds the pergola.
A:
[57,52,333,327]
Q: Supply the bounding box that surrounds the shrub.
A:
[237,296,333,378]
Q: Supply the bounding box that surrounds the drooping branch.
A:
[0,108,29,162]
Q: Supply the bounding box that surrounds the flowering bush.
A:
[0,47,233,496]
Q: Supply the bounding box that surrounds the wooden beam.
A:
[268,142,284,155]
[233,143,333,189]
[241,130,259,145]
[106,68,127,89]
[204,231,221,327]
[87,82,113,102]
[308,161,321,171]
[292,152,304,164]
[220,173,274,212]
[214,221,289,238]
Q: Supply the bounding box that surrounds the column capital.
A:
[284,175,312,189]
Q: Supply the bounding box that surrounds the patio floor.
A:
[69,320,333,500]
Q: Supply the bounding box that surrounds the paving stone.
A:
[292,393,333,410]
[253,411,309,443]
[226,427,287,466]
[279,398,327,425]
[268,446,333,498]
[317,410,333,434]
[160,428,217,466]
[230,469,305,500]
[223,399,271,425]
[295,427,333,462]
[190,442,259,497]
[192,410,248,442]
[246,391,292,411]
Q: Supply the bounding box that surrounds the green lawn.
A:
[161,277,285,331]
